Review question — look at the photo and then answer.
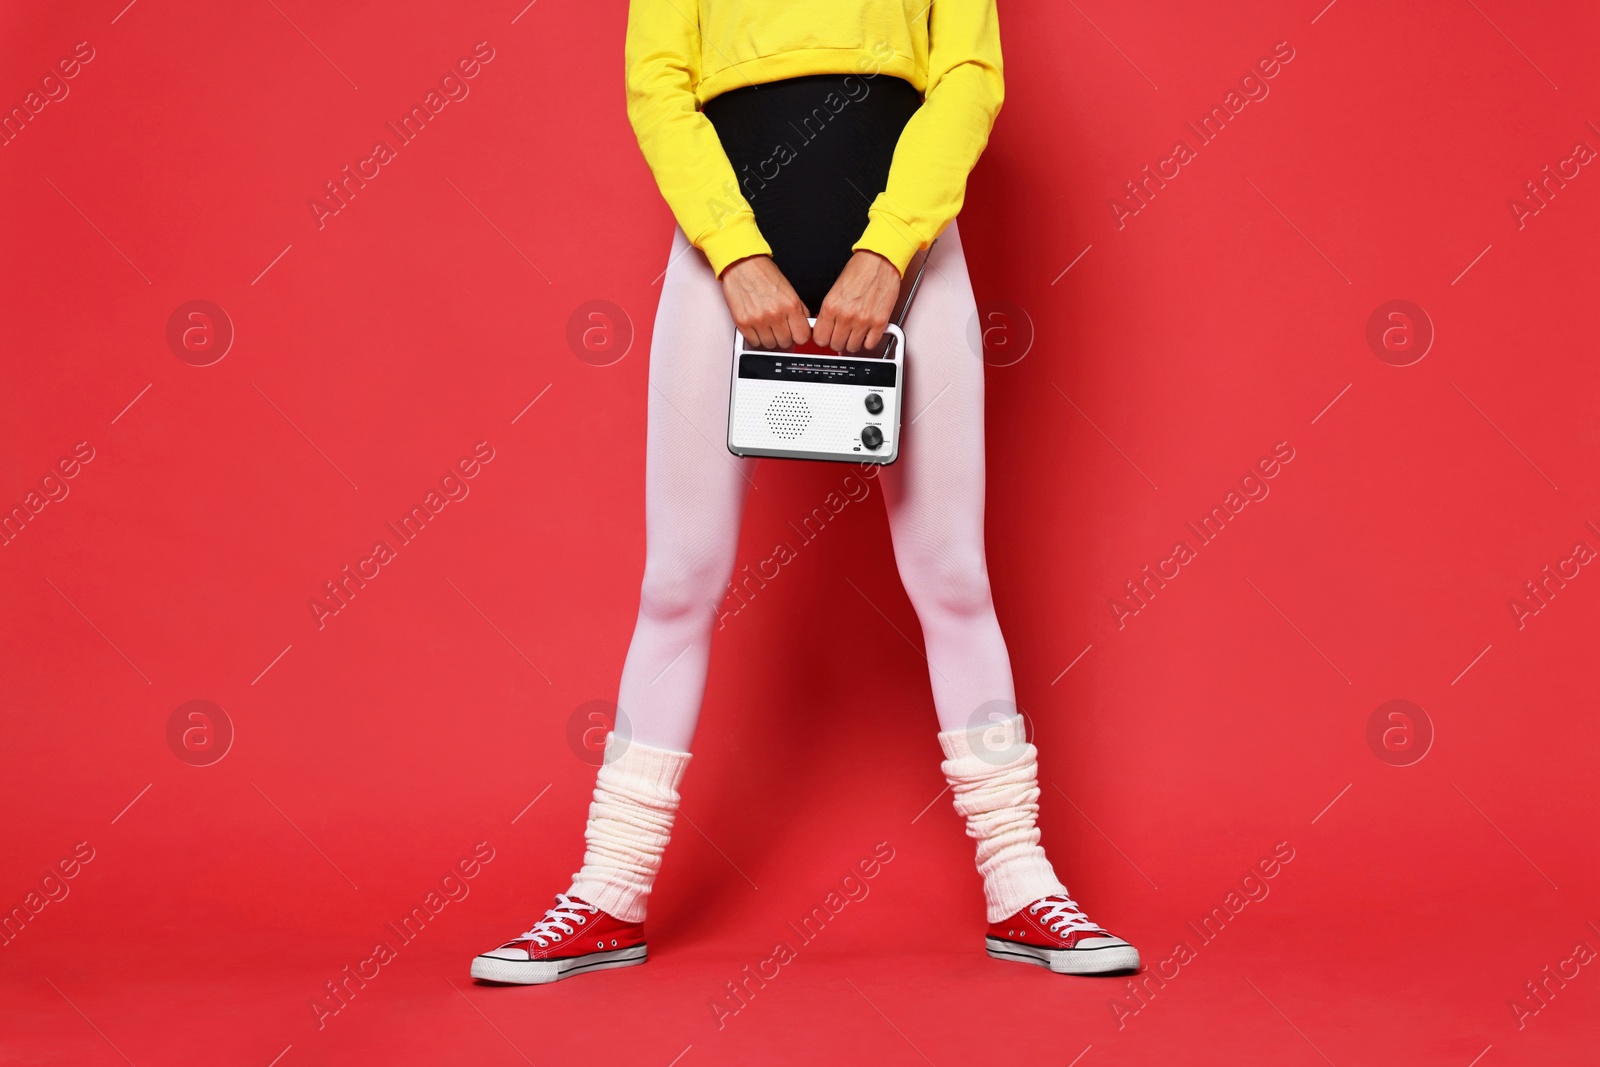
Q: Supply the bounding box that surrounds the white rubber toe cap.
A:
[1074,936,1131,950]
[477,944,533,961]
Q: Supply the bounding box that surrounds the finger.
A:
[812,311,833,349]
[831,315,858,352]
[790,309,811,345]
[821,309,847,351]
[738,323,762,349]
[863,322,885,351]
[772,317,793,350]
[844,322,867,353]
[756,322,779,350]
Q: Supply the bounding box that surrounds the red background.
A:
[3,1,1598,1064]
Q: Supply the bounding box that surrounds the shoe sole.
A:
[986,936,1141,976]
[470,944,647,985]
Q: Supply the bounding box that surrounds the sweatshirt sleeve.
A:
[624,0,772,277]
[852,0,1005,274]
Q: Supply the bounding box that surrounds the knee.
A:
[897,544,994,621]
[637,548,731,623]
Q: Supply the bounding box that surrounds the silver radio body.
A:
[726,321,905,465]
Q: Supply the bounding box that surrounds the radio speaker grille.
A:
[765,391,811,439]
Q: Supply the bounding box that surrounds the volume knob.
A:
[861,425,884,450]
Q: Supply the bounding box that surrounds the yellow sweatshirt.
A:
[623,0,1004,277]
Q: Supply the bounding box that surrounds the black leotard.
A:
[703,72,923,315]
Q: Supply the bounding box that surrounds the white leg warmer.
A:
[939,714,1068,922]
[567,732,691,923]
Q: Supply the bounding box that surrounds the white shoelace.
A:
[1029,895,1106,937]
[514,893,600,947]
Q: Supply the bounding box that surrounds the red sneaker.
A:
[986,893,1140,975]
[470,893,646,985]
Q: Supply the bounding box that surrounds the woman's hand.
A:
[814,250,902,353]
[720,255,811,350]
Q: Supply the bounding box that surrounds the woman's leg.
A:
[877,220,1017,733]
[614,226,758,753]
[568,226,755,921]
[877,221,1069,922]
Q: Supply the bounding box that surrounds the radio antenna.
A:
[893,237,938,329]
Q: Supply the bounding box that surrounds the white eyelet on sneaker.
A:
[510,893,604,950]
[596,940,604,948]
[611,939,618,947]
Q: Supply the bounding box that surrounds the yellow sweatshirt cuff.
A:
[852,212,927,276]
[696,213,773,277]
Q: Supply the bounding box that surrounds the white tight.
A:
[617,221,1017,751]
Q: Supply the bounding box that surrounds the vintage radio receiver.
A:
[726,242,934,466]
